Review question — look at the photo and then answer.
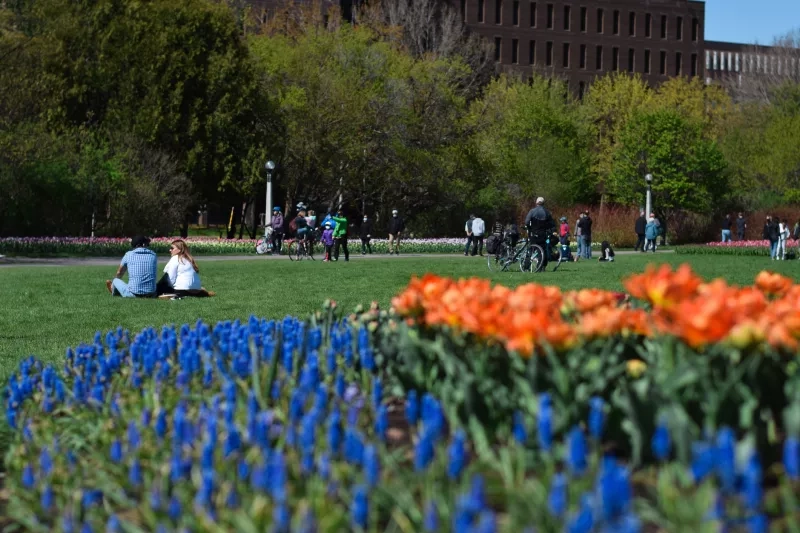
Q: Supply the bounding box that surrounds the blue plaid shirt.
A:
[121,248,158,295]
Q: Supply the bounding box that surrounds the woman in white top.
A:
[161,240,214,298]
[777,218,789,260]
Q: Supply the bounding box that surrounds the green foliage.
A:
[609,109,728,217]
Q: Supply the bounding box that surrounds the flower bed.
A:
[0,236,609,257]
[5,266,800,531]
[677,240,800,256]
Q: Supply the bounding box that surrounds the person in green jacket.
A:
[332,209,350,262]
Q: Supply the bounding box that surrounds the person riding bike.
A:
[294,209,310,248]
[524,197,556,269]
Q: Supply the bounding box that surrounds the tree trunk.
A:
[227,204,239,239]
[180,214,190,239]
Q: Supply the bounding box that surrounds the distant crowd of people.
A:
[720,213,800,260]
[268,203,407,261]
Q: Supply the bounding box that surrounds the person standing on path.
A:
[105,235,157,298]
[524,197,556,269]
[645,215,659,252]
[463,215,474,256]
[778,218,789,260]
[736,213,747,241]
[387,209,405,255]
[577,211,593,259]
[359,215,373,255]
[471,215,485,256]
[634,211,646,251]
[721,214,732,243]
[575,212,583,260]
[321,222,335,261]
[332,209,350,262]
[270,207,284,254]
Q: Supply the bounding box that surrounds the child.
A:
[598,241,615,262]
[321,222,334,262]
[558,216,574,262]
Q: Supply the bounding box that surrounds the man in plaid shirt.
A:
[105,235,158,298]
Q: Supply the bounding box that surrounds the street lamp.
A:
[264,161,276,238]
[644,173,653,219]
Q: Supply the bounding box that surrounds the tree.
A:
[580,73,652,206]
[466,74,591,215]
[609,109,727,230]
[653,76,732,139]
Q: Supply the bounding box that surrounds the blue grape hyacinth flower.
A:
[448,430,467,480]
[588,396,605,440]
[567,427,588,476]
[351,485,369,529]
[538,394,553,452]
[548,473,568,517]
[651,422,671,462]
[784,435,800,480]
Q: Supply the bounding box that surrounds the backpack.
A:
[486,235,499,255]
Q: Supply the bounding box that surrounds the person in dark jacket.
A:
[463,215,474,256]
[766,216,780,259]
[359,215,374,255]
[524,197,556,268]
[736,212,747,241]
[387,209,405,255]
[270,206,285,254]
[634,211,646,252]
[576,211,593,259]
[598,241,615,262]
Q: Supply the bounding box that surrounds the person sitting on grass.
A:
[598,241,615,262]
[158,239,215,299]
[106,235,157,298]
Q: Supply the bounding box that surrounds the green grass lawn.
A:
[1,253,796,381]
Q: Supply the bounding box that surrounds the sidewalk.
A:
[0,249,672,268]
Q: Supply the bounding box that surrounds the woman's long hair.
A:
[171,239,199,273]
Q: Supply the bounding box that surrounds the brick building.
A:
[460,0,704,95]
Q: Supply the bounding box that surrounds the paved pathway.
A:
[0,249,672,268]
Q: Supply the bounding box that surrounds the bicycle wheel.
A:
[306,241,316,261]
[487,245,505,272]
[520,244,545,273]
[288,241,299,261]
[255,240,270,255]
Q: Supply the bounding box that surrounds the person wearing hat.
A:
[321,221,335,261]
[105,235,158,298]
[270,206,285,254]
[387,209,405,255]
[524,197,556,268]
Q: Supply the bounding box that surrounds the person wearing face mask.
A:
[387,209,405,255]
[360,214,374,255]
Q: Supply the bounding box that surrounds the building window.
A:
[563,43,571,67]
[496,0,503,24]
[644,49,651,73]
[612,10,620,35]
[692,18,699,41]
[660,15,667,39]
[597,8,604,33]
[675,51,682,75]
[546,41,553,66]
[530,2,536,27]
[596,45,603,70]
[494,37,501,61]
[578,81,586,100]
[512,38,519,63]
[628,48,635,71]
[645,13,652,37]
[513,0,519,25]
[579,44,587,68]
[659,50,667,74]
[629,12,636,36]
[691,53,698,76]
[563,5,571,30]
[546,4,554,28]
[705,50,711,70]
[478,0,485,22]
[529,40,536,64]
[580,7,587,32]
[612,47,619,70]
[676,16,683,40]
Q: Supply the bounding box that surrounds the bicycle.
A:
[519,229,565,273]
[255,227,275,255]
[287,234,315,261]
[487,236,528,272]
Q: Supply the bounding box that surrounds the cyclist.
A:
[524,197,556,269]
[294,208,310,251]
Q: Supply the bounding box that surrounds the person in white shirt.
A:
[470,215,486,256]
[159,240,214,299]
[778,219,789,260]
